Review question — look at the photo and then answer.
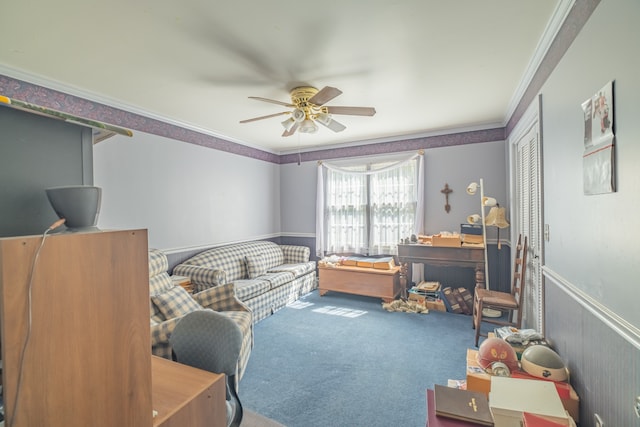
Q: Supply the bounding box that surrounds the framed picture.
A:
[582,80,615,195]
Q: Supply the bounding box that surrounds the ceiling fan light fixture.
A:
[316,112,332,125]
[292,108,306,123]
[243,85,376,136]
[281,117,296,132]
[299,119,318,134]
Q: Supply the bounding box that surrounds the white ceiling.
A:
[0,0,562,154]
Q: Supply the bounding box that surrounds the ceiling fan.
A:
[240,86,376,137]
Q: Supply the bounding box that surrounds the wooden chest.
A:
[318,265,401,302]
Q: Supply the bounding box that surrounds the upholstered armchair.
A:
[148,249,253,381]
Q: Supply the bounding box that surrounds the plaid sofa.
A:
[173,241,317,323]
[148,249,253,381]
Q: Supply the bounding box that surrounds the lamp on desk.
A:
[467,179,502,317]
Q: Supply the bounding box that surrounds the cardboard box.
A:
[432,233,462,247]
[426,299,446,311]
[466,349,492,396]
[466,349,579,422]
[489,377,569,427]
[417,234,432,244]
[408,291,426,304]
[407,290,446,312]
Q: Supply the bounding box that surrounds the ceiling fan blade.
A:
[325,106,377,116]
[308,86,342,106]
[240,111,290,123]
[248,96,295,108]
[282,122,299,137]
[318,118,346,133]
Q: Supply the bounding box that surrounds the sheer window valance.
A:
[316,151,424,257]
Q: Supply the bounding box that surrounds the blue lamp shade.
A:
[45,185,102,231]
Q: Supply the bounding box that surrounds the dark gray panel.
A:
[546,280,640,427]
[0,106,92,237]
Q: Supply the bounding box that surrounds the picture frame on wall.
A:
[581,80,615,195]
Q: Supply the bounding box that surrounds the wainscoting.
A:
[544,268,640,427]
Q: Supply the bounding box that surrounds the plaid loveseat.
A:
[148,249,253,381]
[173,241,317,323]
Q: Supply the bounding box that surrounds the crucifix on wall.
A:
[441,183,453,213]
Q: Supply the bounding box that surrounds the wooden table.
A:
[318,264,401,302]
[152,356,226,427]
[397,244,485,293]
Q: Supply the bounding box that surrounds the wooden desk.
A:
[397,244,485,292]
[152,356,226,427]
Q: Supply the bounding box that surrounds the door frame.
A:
[508,94,545,334]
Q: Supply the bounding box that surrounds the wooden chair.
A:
[472,234,528,346]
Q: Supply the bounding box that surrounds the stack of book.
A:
[340,256,396,270]
[408,281,441,303]
[461,223,484,248]
[427,384,494,426]
[441,287,473,315]
[489,377,571,426]
[417,280,441,297]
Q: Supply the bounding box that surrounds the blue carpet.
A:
[240,290,492,427]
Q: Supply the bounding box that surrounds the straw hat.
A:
[485,206,510,228]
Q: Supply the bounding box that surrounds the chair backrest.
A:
[169,310,242,376]
[170,310,244,427]
[512,235,528,306]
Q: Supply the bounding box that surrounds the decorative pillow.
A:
[151,286,201,319]
[245,253,267,279]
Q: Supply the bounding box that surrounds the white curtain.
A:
[316,152,424,257]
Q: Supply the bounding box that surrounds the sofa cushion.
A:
[151,286,202,319]
[245,253,268,279]
[149,249,169,277]
[234,279,271,301]
[259,271,295,289]
[179,241,285,282]
[280,244,311,264]
[268,261,316,279]
[150,272,174,296]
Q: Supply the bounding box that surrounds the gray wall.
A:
[423,141,508,238]
[93,131,281,251]
[523,0,640,425]
[540,0,639,329]
[279,140,510,292]
[280,140,508,239]
[0,106,93,236]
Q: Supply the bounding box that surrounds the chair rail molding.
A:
[543,266,640,350]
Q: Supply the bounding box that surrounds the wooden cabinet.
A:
[0,229,152,427]
[152,356,225,427]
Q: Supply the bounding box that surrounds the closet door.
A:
[511,95,544,334]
